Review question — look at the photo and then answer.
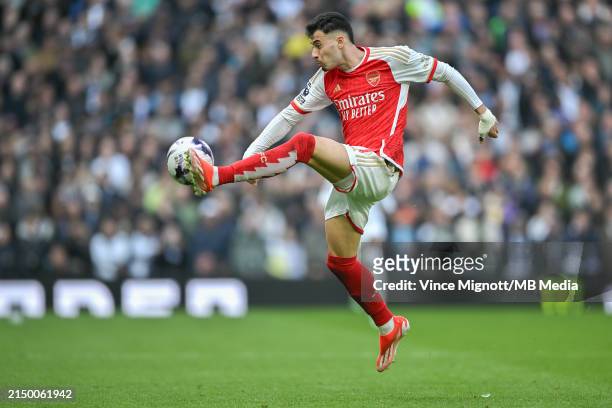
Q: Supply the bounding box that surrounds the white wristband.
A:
[478,108,497,139]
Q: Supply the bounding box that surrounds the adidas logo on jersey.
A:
[333,83,342,94]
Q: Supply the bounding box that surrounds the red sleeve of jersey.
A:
[426,58,438,83]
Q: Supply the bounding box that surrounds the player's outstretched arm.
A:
[382,46,499,143]
[242,68,332,184]
[241,105,304,185]
[242,105,302,186]
[431,61,499,143]
[243,104,304,159]
[243,67,331,159]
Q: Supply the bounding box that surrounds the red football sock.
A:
[216,132,316,185]
[326,254,393,326]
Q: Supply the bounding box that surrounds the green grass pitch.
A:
[1,306,611,407]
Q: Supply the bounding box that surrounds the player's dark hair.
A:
[306,12,354,43]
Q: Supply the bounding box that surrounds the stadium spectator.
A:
[128,214,160,278]
[0,222,16,277]
[89,218,130,281]
[154,222,188,278]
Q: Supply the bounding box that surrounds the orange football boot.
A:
[376,315,410,372]
[187,148,214,195]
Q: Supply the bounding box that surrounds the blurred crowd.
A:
[0,0,610,281]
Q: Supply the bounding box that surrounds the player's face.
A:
[310,30,343,71]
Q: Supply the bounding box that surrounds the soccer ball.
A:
[166,137,214,185]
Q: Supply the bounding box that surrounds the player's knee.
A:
[291,132,316,162]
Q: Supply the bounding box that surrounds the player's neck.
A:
[338,45,365,72]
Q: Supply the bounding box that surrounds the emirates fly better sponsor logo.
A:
[334,90,385,121]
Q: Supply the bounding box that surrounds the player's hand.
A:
[478,108,499,144]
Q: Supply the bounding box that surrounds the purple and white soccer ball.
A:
[166,137,214,185]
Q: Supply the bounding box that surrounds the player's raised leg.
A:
[187,131,409,371]
[186,132,353,194]
[325,215,410,372]
[306,136,353,183]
